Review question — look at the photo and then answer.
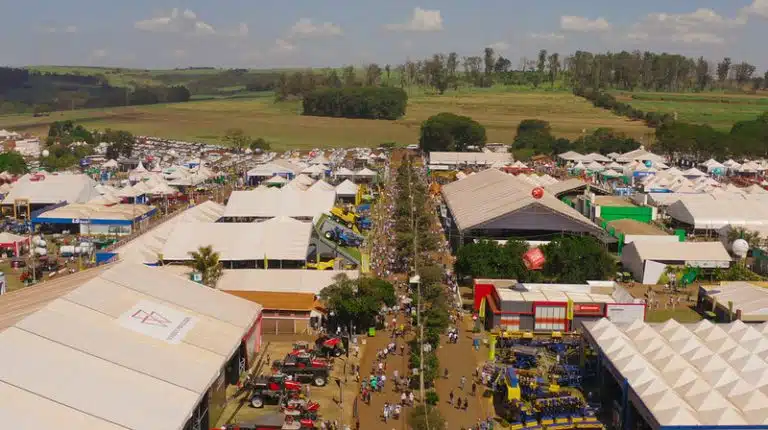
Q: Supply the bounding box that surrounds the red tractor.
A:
[314,336,345,358]
[247,373,302,408]
[272,353,330,386]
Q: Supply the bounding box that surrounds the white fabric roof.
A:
[429,151,513,165]
[161,217,311,261]
[667,196,768,229]
[683,167,707,177]
[335,179,359,196]
[623,241,731,262]
[585,318,768,426]
[2,173,99,205]
[581,152,611,163]
[0,262,261,430]
[335,167,355,176]
[216,269,359,294]
[558,151,584,161]
[701,282,768,321]
[115,201,225,264]
[355,167,377,177]
[223,187,335,220]
[265,175,288,184]
[309,179,335,191]
[246,160,302,178]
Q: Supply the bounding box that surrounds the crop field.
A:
[612,90,768,131]
[0,90,654,150]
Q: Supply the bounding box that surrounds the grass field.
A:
[613,90,768,131]
[0,89,654,149]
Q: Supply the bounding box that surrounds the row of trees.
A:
[455,237,615,283]
[568,51,767,92]
[416,111,642,159]
[575,88,675,128]
[0,67,191,114]
[302,87,408,120]
[655,113,768,160]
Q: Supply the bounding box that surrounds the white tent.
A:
[335,167,355,177]
[335,179,359,197]
[354,167,377,178]
[309,180,334,191]
[558,151,583,161]
[102,159,118,169]
[581,152,611,163]
[683,167,707,178]
[309,154,330,165]
[586,161,605,171]
[571,161,586,171]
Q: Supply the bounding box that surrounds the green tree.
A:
[319,274,396,331]
[418,112,487,152]
[187,245,223,287]
[223,128,250,152]
[542,236,615,283]
[513,119,556,155]
[408,405,446,430]
[249,137,271,152]
[0,152,28,174]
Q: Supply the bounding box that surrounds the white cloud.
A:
[89,49,107,59]
[39,24,78,34]
[626,8,745,45]
[134,8,216,36]
[234,23,249,38]
[560,16,612,32]
[742,0,768,19]
[272,38,296,54]
[289,18,343,38]
[385,7,443,32]
[173,49,187,58]
[488,41,509,52]
[529,32,566,41]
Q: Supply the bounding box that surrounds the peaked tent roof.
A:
[335,179,359,196]
[355,167,377,177]
[441,169,601,234]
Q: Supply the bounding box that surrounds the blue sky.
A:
[2,0,768,70]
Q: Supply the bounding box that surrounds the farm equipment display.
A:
[314,335,346,357]
[272,353,330,387]
[305,253,339,270]
[324,227,363,248]
[247,374,302,408]
[329,207,371,232]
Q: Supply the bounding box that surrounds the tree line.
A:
[417,111,642,159]
[302,87,407,120]
[274,48,767,100]
[455,237,615,283]
[0,67,191,115]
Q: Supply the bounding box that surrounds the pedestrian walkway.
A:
[434,315,493,429]
[354,312,414,430]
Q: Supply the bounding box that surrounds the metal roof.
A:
[701,282,768,321]
[0,262,262,430]
[440,168,600,233]
[161,217,312,261]
[584,318,768,427]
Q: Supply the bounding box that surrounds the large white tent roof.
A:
[0,262,261,430]
[115,201,225,264]
[223,187,335,220]
[2,173,99,205]
[584,318,768,427]
[161,216,311,261]
[667,195,768,229]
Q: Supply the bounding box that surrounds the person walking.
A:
[460,375,467,391]
[449,390,454,406]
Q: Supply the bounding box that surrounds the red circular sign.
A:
[531,187,544,199]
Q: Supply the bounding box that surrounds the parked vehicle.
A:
[324,227,363,248]
[247,374,302,408]
[272,353,330,387]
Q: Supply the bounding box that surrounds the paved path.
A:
[434,314,493,430]
[354,312,414,430]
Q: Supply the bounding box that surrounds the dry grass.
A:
[0,91,654,150]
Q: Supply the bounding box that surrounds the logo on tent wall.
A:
[118,299,198,344]
[131,310,172,327]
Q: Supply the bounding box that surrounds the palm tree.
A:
[187,245,223,287]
